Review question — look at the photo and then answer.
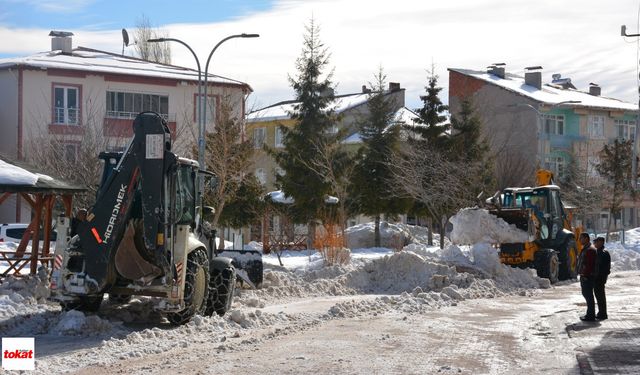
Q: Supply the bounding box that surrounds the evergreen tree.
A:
[350,69,408,246]
[410,66,449,148]
[218,176,265,229]
[406,68,450,243]
[596,139,636,239]
[448,98,495,194]
[271,18,338,227]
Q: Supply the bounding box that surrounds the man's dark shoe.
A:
[596,315,608,320]
[580,315,596,322]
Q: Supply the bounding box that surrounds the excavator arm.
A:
[70,112,176,294]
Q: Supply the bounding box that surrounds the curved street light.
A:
[147,34,259,223]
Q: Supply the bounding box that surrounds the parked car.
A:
[0,223,57,243]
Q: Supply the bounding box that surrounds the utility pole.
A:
[620,25,640,244]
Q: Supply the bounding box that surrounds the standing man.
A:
[593,236,611,320]
[577,232,597,321]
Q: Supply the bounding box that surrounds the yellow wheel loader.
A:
[487,170,582,283]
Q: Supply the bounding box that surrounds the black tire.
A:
[60,294,104,312]
[535,249,559,284]
[558,239,578,281]
[204,265,236,317]
[167,249,210,325]
[108,293,132,304]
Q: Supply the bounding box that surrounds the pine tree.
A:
[271,18,338,227]
[350,69,408,247]
[410,66,449,148]
[448,98,495,194]
[406,68,450,244]
[596,139,636,239]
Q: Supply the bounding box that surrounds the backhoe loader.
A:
[50,112,242,324]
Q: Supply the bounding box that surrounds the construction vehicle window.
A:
[175,165,195,224]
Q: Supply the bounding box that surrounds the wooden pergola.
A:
[0,159,85,277]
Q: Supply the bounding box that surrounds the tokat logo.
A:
[2,337,35,370]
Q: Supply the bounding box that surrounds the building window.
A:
[544,156,565,179]
[53,85,79,125]
[106,91,169,120]
[275,127,284,148]
[543,114,564,135]
[587,156,600,177]
[253,128,266,149]
[588,116,605,139]
[255,168,266,185]
[615,119,636,141]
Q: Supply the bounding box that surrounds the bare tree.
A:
[387,144,482,248]
[25,89,128,209]
[133,14,172,64]
[202,95,255,249]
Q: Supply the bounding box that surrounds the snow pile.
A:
[448,208,529,245]
[605,242,640,272]
[0,269,51,302]
[51,310,118,336]
[345,222,412,249]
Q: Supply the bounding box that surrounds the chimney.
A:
[589,83,601,96]
[49,31,74,54]
[487,63,506,78]
[361,85,371,94]
[524,66,542,90]
[388,82,401,92]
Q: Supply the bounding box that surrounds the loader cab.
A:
[514,186,564,242]
[172,158,199,228]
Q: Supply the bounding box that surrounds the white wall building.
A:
[0,31,252,223]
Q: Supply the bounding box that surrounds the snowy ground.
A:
[1,214,640,373]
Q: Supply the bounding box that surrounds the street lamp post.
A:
[148,34,259,226]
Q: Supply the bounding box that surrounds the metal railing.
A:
[54,107,79,125]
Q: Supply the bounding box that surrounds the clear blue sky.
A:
[0,0,274,30]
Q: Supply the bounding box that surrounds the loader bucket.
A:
[216,250,263,288]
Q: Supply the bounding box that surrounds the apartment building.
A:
[448,64,638,231]
[0,31,251,222]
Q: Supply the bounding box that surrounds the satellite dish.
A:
[122,29,130,47]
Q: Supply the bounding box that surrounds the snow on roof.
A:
[449,68,637,112]
[0,157,85,193]
[0,47,250,88]
[343,107,419,145]
[0,159,39,185]
[247,92,374,122]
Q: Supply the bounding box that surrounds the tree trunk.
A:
[374,215,381,248]
[427,217,433,246]
[605,209,612,242]
[440,214,447,250]
[307,220,316,250]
